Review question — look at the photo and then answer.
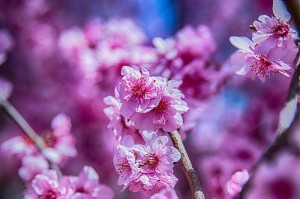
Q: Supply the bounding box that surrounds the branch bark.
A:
[169,130,205,199]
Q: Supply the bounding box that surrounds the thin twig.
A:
[0,100,62,177]
[168,130,205,199]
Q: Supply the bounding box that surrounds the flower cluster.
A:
[230,0,299,82]
[104,66,183,195]
[113,131,180,192]
[106,65,189,135]
[24,166,114,199]
[1,113,77,181]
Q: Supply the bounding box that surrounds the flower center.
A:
[152,99,168,113]
[41,190,57,199]
[116,158,131,174]
[250,55,273,77]
[44,132,57,147]
[76,187,88,194]
[131,78,148,97]
[272,20,289,37]
[145,154,159,168]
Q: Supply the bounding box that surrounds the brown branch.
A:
[0,100,62,177]
[168,130,205,199]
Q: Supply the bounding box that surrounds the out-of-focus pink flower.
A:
[0,78,13,102]
[226,169,249,198]
[230,36,291,82]
[0,30,14,65]
[150,188,179,199]
[18,154,49,181]
[102,19,146,48]
[152,25,216,78]
[247,152,300,199]
[24,170,73,199]
[43,113,77,164]
[118,66,161,117]
[25,166,114,199]
[61,166,114,199]
[113,131,180,192]
[1,135,36,158]
[131,78,189,132]
[175,25,216,62]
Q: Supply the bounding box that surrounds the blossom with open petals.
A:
[230,36,291,82]
[118,66,161,117]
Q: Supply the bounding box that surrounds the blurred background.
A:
[2,0,298,199]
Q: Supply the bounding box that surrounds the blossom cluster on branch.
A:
[0,0,300,198]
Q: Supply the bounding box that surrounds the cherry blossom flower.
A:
[175,25,216,62]
[226,169,249,198]
[0,30,14,65]
[104,95,143,143]
[251,0,298,66]
[61,166,114,199]
[131,78,189,132]
[117,66,161,117]
[42,113,77,164]
[24,170,73,199]
[113,131,180,192]
[18,154,49,181]
[25,166,114,199]
[1,135,36,158]
[230,36,291,82]
[0,78,13,103]
[150,188,179,199]
[247,152,300,199]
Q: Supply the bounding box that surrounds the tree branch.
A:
[169,130,205,199]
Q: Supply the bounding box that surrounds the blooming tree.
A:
[0,0,300,199]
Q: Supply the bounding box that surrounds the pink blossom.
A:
[247,152,300,199]
[118,66,161,117]
[43,113,77,164]
[24,170,73,199]
[137,131,180,174]
[226,169,249,198]
[18,155,49,181]
[104,95,143,143]
[131,79,189,132]
[113,132,180,192]
[152,25,216,78]
[1,135,36,158]
[0,30,14,65]
[150,188,179,199]
[252,15,298,66]
[129,172,178,193]
[113,135,140,189]
[0,78,13,102]
[175,25,216,62]
[230,36,291,82]
[61,166,114,199]
[102,19,146,48]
